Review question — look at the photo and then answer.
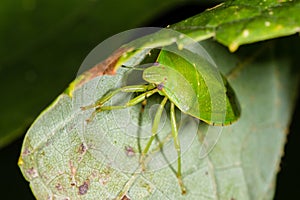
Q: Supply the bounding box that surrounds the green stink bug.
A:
[81,45,240,194]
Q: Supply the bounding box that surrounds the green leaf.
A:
[79,0,300,78]
[171,0,300,51]
[0,0,188,148]
[18,0,300,198]
[19,37,299,199]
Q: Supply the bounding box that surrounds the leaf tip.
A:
[64,75,85,97]
[229,42,239,52]
[18,156,24,166]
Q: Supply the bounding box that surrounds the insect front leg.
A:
[81,84,155,110]
[99,88,158,111]
[83,87,158,123]
[81,84,156,123]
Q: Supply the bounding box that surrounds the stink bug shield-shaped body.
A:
[81,44,240,194]
[144,46,240,126]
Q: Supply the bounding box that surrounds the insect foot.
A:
[177,175,187,195]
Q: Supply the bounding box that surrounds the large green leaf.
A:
[18,0,300,199]
[78,0,299,78]
[171,0,300,51]
[18,37,299,199]
[0,0,189,148]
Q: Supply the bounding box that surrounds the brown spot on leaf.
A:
[22,148,31,156]
[78,181,89,195]
[56,183,63,191]
[121,195,131,200]
[78,143,87,154]
[125,146,135,157]
[78,46,132,87]
[78,143,88,162]
[69,160,77,187]
[26,167,38,178]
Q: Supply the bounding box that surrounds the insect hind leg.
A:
[170,102,187,194]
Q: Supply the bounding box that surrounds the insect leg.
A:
[100,88,158,111]
[85,88,158,123]
[142,96,168,155]
[170,102,186,194]
[81,84,156,110]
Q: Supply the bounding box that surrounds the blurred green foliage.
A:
[0,0,198,148]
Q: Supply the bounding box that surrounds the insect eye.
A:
[157,83,164,90]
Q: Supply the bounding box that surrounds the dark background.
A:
[0,1,298,199]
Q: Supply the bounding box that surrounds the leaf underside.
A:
[18,0,300,199]
[19,37,299,199]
